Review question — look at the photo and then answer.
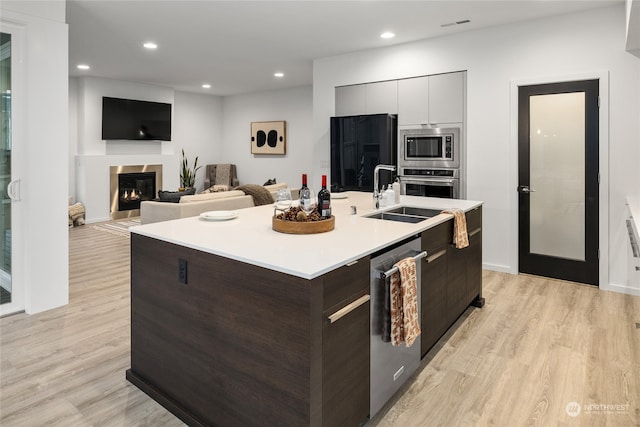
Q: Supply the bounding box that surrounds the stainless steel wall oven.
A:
[400,168,460,199]
[398,126,462,199]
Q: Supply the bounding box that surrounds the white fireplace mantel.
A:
[76,154,179,223]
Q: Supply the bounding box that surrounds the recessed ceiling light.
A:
[202,84,211,89]
[380,32,395,39]
[77,64,90,70]
[274,72,284,78]
[143,42,158,50]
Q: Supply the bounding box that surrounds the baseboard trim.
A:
[482,263,513,274]
[126,369,207,427]
[599,282,640,296]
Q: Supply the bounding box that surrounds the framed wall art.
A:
[251,120,286,155]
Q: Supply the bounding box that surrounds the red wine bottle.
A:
[301,174,308,191]
[318,175,331,218]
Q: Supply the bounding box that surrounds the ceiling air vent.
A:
[441,19,471,28]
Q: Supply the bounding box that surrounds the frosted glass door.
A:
[529,93,585,261]
[518,79,599,286]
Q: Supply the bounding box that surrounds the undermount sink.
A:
[365,211,428,224]
[364,206,443,224]
[385,206,443,218]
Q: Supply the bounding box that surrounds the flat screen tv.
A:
[102,97,172,141]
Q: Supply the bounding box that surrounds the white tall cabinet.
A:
[397,76,429,125]
[335,80,398,116]
[335,85,366,117]
[365,80,398,115]
[334,71,467,200]
[397,72,465,126]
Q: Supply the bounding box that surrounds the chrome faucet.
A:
[373,164,396,209]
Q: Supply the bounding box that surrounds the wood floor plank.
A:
[1,225,639,426]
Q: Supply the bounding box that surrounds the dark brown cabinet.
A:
[420,206,483,358]
[460,206,483,307]
[128,235,371,427]
[321,258,370,427]
[127,208,482,425]
[420,218,450,357]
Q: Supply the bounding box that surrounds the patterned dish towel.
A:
[442,208,469,249]
[390,257,421,348]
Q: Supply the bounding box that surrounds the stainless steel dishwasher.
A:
[370,235,426,418]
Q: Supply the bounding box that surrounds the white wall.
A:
[75,76,174,156]
[70,77,224,221]
[222,86,313,188]
[314,5,640,291]
[1,2,69,313]
[69,77,78,199]
[173,90,224,191]
[69,80,314,221]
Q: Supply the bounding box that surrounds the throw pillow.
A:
[157,188,196,203]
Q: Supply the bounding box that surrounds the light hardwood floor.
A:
[1,223,639,426]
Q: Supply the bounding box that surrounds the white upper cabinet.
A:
[335,85,367,117]
[336,71,465,123]
[428,72,465,125]
[398,76,429,125]
[335,81,397,116]
[365,80,398,115]
[398,71,465,126]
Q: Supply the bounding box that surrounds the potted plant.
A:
[179,149,202,190]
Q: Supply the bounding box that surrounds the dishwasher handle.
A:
[380,251,427,279]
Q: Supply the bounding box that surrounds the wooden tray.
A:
[272,215,335,234]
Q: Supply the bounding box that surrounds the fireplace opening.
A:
[110,164,163,220]
[118,172,156,212]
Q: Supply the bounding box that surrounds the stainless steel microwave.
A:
[398,127,460,169]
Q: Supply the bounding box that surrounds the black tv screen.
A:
[102,97,172,141]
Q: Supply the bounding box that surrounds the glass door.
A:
[518,80,599,285]
[0,32,12,307]
[0,23,23,316]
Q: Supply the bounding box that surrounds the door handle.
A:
[517,185,536,194]
[7,179,20,201]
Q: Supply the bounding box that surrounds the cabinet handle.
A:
[424,249,446,264]
[469,228,482,238]
[328,294,370,324]
[6,178,20,201]
[345,260,358,267]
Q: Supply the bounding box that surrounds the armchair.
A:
[203,164,239,192]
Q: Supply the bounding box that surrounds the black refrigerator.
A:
[330,113,397,193]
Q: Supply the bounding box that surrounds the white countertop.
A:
[130,192,483,280]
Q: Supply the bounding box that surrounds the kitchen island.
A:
[126,192,483,427]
